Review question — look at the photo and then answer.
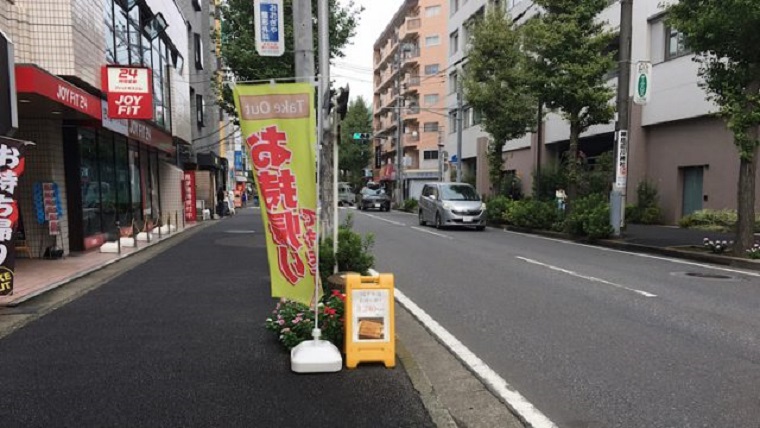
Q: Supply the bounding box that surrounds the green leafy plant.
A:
[679,209,738,233]
[746,243,760,259]
[703,238,734,255]
[402,198,419,213]
[627,181,663,225]
[486,195,513,224]
[319,214,374,289]
[532,166,568,202]
[506,199,557,230]
[563,193,614,240]
[265,290,346,350]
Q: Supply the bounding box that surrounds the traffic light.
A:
[352,133,371,141]
[336,84,350,120]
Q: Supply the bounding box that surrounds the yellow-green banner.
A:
[233,83,318,306]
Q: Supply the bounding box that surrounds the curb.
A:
[499,225,760,272]
[1,220,220,307]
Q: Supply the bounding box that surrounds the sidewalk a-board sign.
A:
[344,274,396,369]
[0,137,29,296]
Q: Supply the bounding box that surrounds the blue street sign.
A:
[234,151,243,171]
[254,0,284,57]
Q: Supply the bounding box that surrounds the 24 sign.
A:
[101,66,154,120]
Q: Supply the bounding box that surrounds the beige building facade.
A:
[372,0,449,200]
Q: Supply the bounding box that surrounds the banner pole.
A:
[313,76,321,340]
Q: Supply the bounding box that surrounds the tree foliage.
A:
[216,0,362,116]
[463,12,537,192]
[668,0,760,254]
[523,0,616,201]
[338,97,373,189]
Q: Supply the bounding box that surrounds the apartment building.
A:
[0,0,199,259]
[448,0,758,224]
[372,0,448,200]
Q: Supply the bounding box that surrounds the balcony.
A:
[404,131,420,145]
[401,47,421,69]
[402,75,420,93]
[400,17,421,41]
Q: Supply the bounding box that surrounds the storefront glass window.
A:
[115,4,130,64]
[104,0,116,63]
[150,151,160,219]
[115,136,131,225]
[129,144,142,223]
[98,131,118,239]
[80,129,102,238]
[140,145,152,218]
[128,4,142,65]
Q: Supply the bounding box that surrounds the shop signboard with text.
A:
[0,137,28,296]
[183,171,197,222]
[102,66,154,120]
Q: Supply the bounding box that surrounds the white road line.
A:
[362,213,406,226]
[504,229,760,278]
[411,226,454,239]
[516,256,657,297]
[394,288,558,428]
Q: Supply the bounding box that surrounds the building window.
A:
[450,30,459,56]
[423,122,439,132]
[192,0,201,11]
[449,71,458,94]
[450,0,459,15]
[194,33,204,69]
[424,150,439,160]
[424,64,440,75]
[449,111,457,133]
[425,5,441,17]
[425,35,440,47]
[196,94,205,127]
[463,107,472,128]
[424,94,439,106]
[473,109,483,125]
[665,26,690,60]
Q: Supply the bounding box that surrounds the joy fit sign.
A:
[102,66,154,120]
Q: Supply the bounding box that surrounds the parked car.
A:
[418,182,486,230]
[338,182,355,206]
[358,185,391,211]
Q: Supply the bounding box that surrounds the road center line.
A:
[516,256,657,297]
[362,213,406,226]
[394,288,558,428]
[411,226,454,239]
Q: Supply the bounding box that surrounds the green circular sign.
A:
[637,74,648,98]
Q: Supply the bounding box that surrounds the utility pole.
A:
[455,74,463,183]
[395,51,404,206]
[437,128,444,182]
[535,100,543,196]
[611,0,633,236]
[318,0,334,243]
[293,0,314,83]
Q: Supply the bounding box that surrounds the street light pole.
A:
[438,128,444,182]
[456,74,463,183]
[395,51,404,206]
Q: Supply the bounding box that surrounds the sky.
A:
[333,0,404,106]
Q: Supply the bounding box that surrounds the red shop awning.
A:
[15,64,102,120]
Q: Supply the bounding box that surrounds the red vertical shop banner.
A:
[183,171,197,222]
[0,137,28,296]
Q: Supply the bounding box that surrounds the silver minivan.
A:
[418,183,486,230]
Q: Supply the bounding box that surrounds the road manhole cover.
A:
[224,230,256,234]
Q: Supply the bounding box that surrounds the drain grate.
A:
[685,272,733,280]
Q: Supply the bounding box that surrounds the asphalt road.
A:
[0,208,433,428]
[345,208,760,428]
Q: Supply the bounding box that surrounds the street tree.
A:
[216,0,362,115]
[523,0,616,202]
[338,97,373,189]
[667,0,760,254]
[463,12,536,193]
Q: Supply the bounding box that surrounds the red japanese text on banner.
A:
[232,84,316,306]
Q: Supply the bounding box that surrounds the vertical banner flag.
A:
[233,83,317,305]
[0,137,27,296]
[253,0,285,57]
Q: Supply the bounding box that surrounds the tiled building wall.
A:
[16,119,70,258]
[0,0,104,89]
[158,162,184,228]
